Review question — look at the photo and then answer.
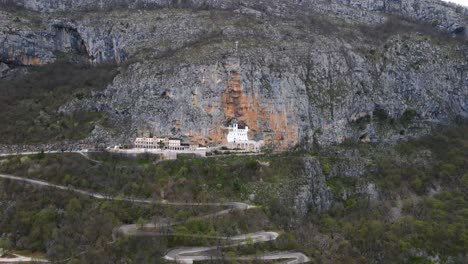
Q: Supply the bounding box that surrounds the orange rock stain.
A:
[217,68,298,150]
[21,55,43,66]
[185,63,299,150]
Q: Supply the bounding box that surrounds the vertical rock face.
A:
[294,151,381,216]
[0,11,51,65]
[0,34,50,65]
[52,23,88,55]
[0,9,129,66]
[295,157,333,215]
[59,19,466,149]
[51,21,128,64]
[77,56,304,149]
[1,1,468,148]
[220,58,299,148]
[2,0,467,66]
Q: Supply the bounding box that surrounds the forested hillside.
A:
[0,123,466,263]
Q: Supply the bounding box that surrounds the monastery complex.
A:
[133,122,263,153]
[226,123,263,152]
[134,137,198,151]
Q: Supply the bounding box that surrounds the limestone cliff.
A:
[3,0,468,35]
[0,0,467,149]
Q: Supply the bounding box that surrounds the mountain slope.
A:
[0,0,466,149]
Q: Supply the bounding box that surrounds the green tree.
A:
[30,208,57,251]
[136,217,146,230]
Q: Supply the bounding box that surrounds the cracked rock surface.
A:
[0,0,467,149]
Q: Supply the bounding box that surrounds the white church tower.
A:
[227,123,249,143]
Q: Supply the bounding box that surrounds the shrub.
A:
[353,115,371,130]
[35,150,46,160]
[0,239,11,250]
[344,198,359,210]
[136,217,146,229]
[400,109,417,125]
[319,156,336,176]
[327,177,344,197]
[245,159,258,170]
[232,177,244,193]
[373,108,389,121]
[410,177,423,192]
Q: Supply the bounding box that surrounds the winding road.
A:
[0,151,101,164]
[0,170,310,264]
[0,254,48,263]
[163,231,310,264]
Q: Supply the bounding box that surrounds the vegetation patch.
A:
[352,115,371,131]
[0,61,118,144]
[400,108,418,125]
[326,177,344,197]
[0,123,466,263]
[318,155,337,176]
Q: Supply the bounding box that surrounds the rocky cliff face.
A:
[0,0,467,149]
[3,0,468,35]
[295,157,333,215]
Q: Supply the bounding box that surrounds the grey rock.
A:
[330,150,368,178]
[51,21,88,55]
[295,157,333,215]
[73,30,466,148]
[0,1,466,149]
[3,0,467,37]
[0,11,55,65]
[0,62,8,77]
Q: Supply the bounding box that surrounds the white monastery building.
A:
[227,123,250,143]
[226,123,263,152]
[133,121,263,154]
[134,137,166,149]
[168,138,182,148]
[134,136,188,150]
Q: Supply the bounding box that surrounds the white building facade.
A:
[134,137,184,150]
[227,123,249,143]
[168,138,181,147]
[226,123,263,152]
[134,137,159,149]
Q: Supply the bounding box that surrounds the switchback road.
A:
[0,173,310,263]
